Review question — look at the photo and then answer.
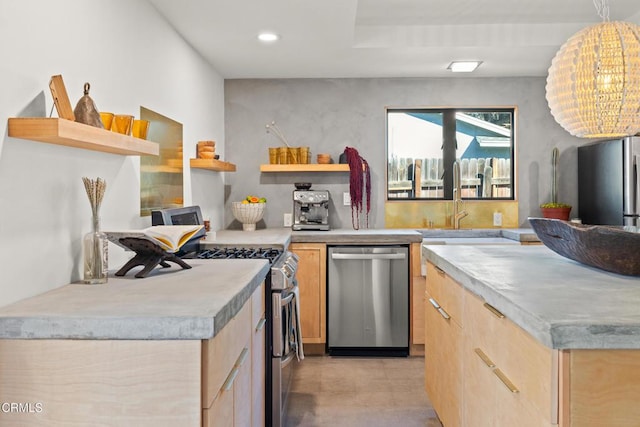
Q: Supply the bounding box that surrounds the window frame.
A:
[385,106,516,201]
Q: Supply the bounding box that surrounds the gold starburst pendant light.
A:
[546,0,640,138]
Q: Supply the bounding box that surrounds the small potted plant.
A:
[540,147,571,220]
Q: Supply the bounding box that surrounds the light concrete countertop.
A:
[418,227,540,242]
[0,259,270,340]
[424,245,640,350]
[291,228,423,244]
[201,228,291,248]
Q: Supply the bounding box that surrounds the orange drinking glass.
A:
[112,114,134,135]
[99,112,114,130]
[132,119,150,139]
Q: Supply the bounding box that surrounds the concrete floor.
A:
[285,356,443,427]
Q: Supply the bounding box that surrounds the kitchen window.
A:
[386,107,515,201]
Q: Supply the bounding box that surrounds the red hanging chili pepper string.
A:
[344,146,371,230]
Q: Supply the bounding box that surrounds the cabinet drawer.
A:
[203,385,233,427]
[426,262,463,326]
[465,291,556,424]
[202,299,252,409]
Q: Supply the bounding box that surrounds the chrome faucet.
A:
[453,160,468,229]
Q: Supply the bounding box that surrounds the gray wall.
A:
[224,78,582,229]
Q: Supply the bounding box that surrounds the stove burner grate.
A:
[196,247,283,263]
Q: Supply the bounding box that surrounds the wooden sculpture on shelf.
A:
[74,82,103,128]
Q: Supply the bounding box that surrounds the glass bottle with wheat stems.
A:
[83,213,108,284]
[82,177,108,284]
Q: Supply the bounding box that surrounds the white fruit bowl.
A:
[232,202,266,231]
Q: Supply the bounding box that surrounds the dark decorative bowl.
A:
[528,217,640,276]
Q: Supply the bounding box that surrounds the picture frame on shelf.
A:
[49,74,75,121]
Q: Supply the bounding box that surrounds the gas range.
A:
[190,246,297,292]
[195,247,283,263]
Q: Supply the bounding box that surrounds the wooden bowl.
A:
[317,154,331,164]
[528,217,640,276]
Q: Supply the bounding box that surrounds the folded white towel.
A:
[292,285,305,361]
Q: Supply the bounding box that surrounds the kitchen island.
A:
[423,244,640,426]
[0,259,270,426]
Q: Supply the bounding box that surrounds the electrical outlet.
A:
[493,212,503,227]
[283,213,293,227]
[343,192,351,206]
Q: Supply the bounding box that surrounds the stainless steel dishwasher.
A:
[327,245,409,356]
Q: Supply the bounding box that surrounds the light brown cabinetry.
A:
[0,340,201,426]
[251,281,266,427]
[0,282,265,427]
[463,290,555,427]
[424,262,464,427]
[410,242,425,354]
[425,261,555,427]
[425,260,640,427]
[290,243,326,348]
[202,283,264,427]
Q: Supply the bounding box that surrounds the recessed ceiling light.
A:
[447,61,482,73]
[258,32,279,42]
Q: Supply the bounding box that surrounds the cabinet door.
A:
[203,385,234,427]
[251,284,266,427]
[424,283,463,427]
[290,243,326,343]
[464,289,557,427]
[411,243,425,347]
[462,342,496,427]
[234,347,252,427]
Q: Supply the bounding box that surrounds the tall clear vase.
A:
[83,213,108,284]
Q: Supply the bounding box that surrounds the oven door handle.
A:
[272,291,296,357]
[280,292,295,307]
[331,253,406,260]
[280,351,296,369]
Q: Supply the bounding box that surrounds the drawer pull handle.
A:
[474,348,496,368]
[483,302,505,319]
[494,368,519,393]
[236,347,250,367]
[435,266,446,276]
[437,307,451,320]
[222,367,240,391]
[256,317,267,332]
[429,298,450,319]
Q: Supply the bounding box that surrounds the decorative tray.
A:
[528,217,640,276]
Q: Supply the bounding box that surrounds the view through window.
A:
[387,108,515,200]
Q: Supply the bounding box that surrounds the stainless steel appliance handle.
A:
[272,291,296,357]
[330,253,406,260]
[272,293,284,356]
[280,292,295,307]
[280,351,296,369]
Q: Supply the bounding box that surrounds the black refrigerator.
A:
[578,136,640,227]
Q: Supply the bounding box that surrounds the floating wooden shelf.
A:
[259,164,350,172]
[190,158,237,172]
[7,118,159,156]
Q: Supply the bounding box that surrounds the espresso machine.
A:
[293,183,330,231]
